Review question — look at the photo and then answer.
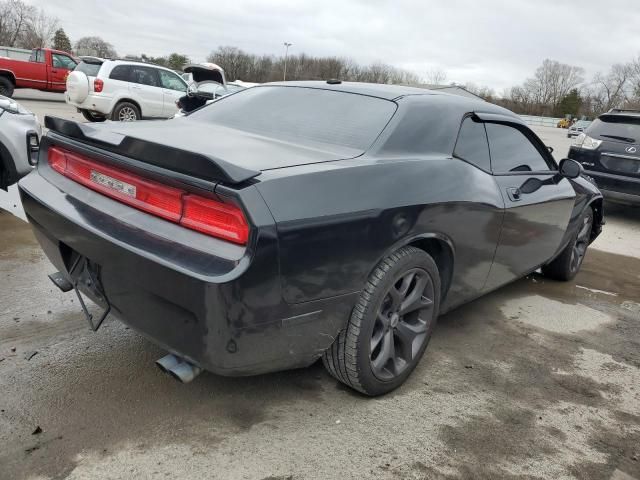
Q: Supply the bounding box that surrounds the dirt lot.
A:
[0,93,639,480]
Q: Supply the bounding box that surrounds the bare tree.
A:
[588,63,632,113]
[0,0,35,47]
[509,59,584,115]
[19,7,58,49]
[74,36,117,58]
[425,68,447,85]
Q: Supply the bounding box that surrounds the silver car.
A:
[567,120,592,138]
[0,95,41,190]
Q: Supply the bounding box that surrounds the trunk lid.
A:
[45,116,362,184]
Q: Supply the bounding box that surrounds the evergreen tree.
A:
[52,28,71,53]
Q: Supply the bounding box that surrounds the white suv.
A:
[66,59,188,122]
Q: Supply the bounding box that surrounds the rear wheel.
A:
[542,208,594,281]
[81,109,106,122]
[0,76,14,98]
[323,246,440,396]
[112,102,141,122]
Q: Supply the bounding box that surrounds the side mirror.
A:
[559,158,582,179]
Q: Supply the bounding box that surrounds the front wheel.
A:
[323,246,441,396]
[542,208,594,281]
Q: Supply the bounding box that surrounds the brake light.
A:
[93,78,104,92]
[181,195,249,244]
[47,146,249,244]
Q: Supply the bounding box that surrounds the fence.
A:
[519,115,564,128]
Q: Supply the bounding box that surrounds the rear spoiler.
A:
[44,116,260,185]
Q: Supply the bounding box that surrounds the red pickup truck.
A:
[0,47,77,98]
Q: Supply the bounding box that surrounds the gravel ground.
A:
[0,94,639,480]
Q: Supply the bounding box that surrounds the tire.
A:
[111,102,141,122]
[323,246,441,396]
[542,208,594,281]
[0,76,14,98]
[81,109,106,122]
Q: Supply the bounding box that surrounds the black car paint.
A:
[569,112,640,205]
[18,82,603,377]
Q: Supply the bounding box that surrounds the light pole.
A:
[283,42,292,81]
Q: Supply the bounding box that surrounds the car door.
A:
[128,65,164,117]
[157,69,187,117]
[50,53,77,92]
[482,115,576,291]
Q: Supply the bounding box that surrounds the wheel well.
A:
[408,237,454,302]
[0,71,16,85]
[589,198,604,241]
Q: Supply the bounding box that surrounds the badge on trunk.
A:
[90,170,136,197]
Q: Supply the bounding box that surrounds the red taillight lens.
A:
[93,78,104,93]
[48,146,67,174]
[181,195,249,245]
[47,146,249,244]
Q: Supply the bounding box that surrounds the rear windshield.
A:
[587,115,640,143]
[75,61,102,77]
[189,86,397,150]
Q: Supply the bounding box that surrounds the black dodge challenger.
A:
[18,82,603,395]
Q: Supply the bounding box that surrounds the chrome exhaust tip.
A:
[167,361,202,384]
[156,354,202,383]
[156,354,181,374]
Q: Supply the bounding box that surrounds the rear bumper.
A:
[18,166,354,376]
[583,169,640,205]
[66,93,112,115]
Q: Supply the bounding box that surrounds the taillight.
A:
[93,78,104,92]
[47,146,250,244]
[181,195,249,245]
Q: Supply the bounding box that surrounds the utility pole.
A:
[283,42,292,81]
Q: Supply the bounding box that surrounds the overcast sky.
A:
[27,0,640,91]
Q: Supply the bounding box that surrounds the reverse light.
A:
[47,146,249,244]
[93,78,104,93]
[573,133,602,150]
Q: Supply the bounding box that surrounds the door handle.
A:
[506,187,521,202]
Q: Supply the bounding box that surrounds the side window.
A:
[52,54,76,70]
[30,49,44,63]
[453,117,491,171]
[158,70,187,92]
[485,123,551,173]
[130,66,160,87]
[109,65,131,82]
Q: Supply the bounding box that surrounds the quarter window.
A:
[30,49,45,63]
[486,123,551,173]
[109,65,131,81]
[454,117,491,171]
[158,70,186,92]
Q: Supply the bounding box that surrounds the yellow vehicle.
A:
[557,118,571,128]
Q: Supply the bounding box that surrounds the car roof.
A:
[103,59,178,73]
[266,81,445,100]
[603,108,640,118]
[261,81,517,119]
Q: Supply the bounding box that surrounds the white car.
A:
[66,59,188,122]
[0,95,40,189]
